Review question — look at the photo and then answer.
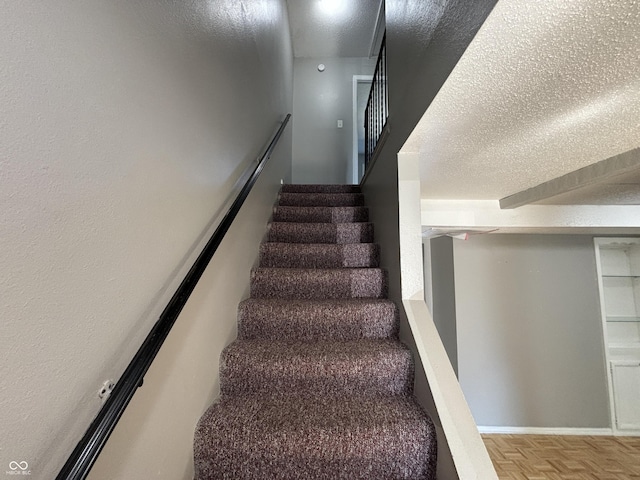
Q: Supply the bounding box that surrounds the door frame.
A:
[352,75,373,184]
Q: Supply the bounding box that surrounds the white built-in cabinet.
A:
[594,238,640,434]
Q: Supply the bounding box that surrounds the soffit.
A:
[403,0,640,203]
[286,0,382,58]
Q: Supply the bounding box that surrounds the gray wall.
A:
[292,56,376,183]
[453,234,610,428]
[429,237,459,375]
[0,0,292,477]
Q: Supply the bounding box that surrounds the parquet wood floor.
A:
[482,434,640,479]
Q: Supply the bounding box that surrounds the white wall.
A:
[0,0,293,477]
[292,57,376,184]
[453,234,610,429]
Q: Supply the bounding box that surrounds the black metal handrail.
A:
[56,113,291,480]
[364,33,387,171]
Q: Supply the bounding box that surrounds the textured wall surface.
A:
[454,234,610,428]
[0,0,292,477]
[403,0,640,200]
[292,56,376,184]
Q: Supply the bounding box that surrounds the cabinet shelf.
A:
[603,274,640,279]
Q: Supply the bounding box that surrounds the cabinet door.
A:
[611,361,640,431]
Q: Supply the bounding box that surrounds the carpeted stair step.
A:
[237,298,398,341]
[250,267,387,299]
[220,339,414,397]
[194,395,437,480]
[259,243,379,268]
[280,184,361,193]
[194,183,438,479]
[278,192,365,207]
[272,205,369,223]
[266,222,374,244]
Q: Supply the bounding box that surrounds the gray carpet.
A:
[194,184,437,479]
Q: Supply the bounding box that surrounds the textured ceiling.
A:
[403,0,640,202]
[286,0,382,57]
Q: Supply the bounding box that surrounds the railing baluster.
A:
[364,33,388,174]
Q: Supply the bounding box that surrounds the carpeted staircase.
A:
[194,184,437,479]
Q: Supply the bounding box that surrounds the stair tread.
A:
[280,184,361,193]
[259,242,379,268]
[272,205,369,223]
[194,395,437,480]
[221,339,413,397]
[238,298,398,340]
[252,266,386,273]
[278,192,365,207]
[223,338,410,365]
[238,297,397,313]
[267,222,374,244]
[250,267,388,299]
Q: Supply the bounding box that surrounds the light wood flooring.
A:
[482,434,640,479]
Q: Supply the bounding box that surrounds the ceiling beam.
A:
[499,148,640,209]
[422,199,640,234]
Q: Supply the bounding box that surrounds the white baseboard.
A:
[478,426,613,436]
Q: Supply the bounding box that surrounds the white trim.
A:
[352,75,373,184]
[368,0,385,58]
[421,199,640,232]
[478,426,614,436]
[594,238,617,435]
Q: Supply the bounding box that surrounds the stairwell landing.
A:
[194,184,437,479]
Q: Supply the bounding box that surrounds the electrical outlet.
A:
[337,120,343,128]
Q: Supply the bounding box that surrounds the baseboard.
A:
[478,426,614,436]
